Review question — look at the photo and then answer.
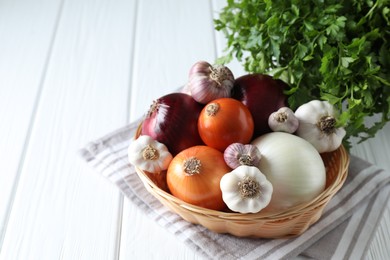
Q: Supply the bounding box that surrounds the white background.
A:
[1,0,389,259]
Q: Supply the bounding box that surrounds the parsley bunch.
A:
[215,0,390,148]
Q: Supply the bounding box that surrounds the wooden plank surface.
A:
[1,0,134,258]
[0,0,64,245]
[0,0,389,259]
[120,1,216,259]
[350,121,390,259]
[127,0,217,121]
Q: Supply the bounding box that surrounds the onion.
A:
[167,145,230,211]
[251,132,326,213]
[232,74,288,137]
[141,93,204,155]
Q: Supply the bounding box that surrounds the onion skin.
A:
[251,132,326,213]
[197,98,254,151]
[167,145,230,211]
[232,74,288,137]
[141,93,204,155]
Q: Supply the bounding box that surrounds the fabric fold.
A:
[80,120,390,260]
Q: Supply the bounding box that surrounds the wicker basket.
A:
[134,126,350,238]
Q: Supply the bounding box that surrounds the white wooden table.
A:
[1,0,389,259]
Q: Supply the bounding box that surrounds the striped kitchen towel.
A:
[80,120,390,260]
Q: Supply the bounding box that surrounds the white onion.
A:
[251,132,326,213]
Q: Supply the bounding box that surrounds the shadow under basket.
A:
[134,127,350,238]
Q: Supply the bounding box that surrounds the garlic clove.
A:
[220,172,241,192]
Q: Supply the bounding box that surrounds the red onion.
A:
[141,93,204,155]
[232,74,288,137]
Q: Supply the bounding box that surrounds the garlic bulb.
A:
[268,107,299,133]
[181,83,191,95]
[188,61,234,104]
[295,100,346,153]
[128,135,173,173]
[223,143,261,169]
[220,165,273,213]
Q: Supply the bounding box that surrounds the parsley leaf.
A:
[214,0,390,149]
